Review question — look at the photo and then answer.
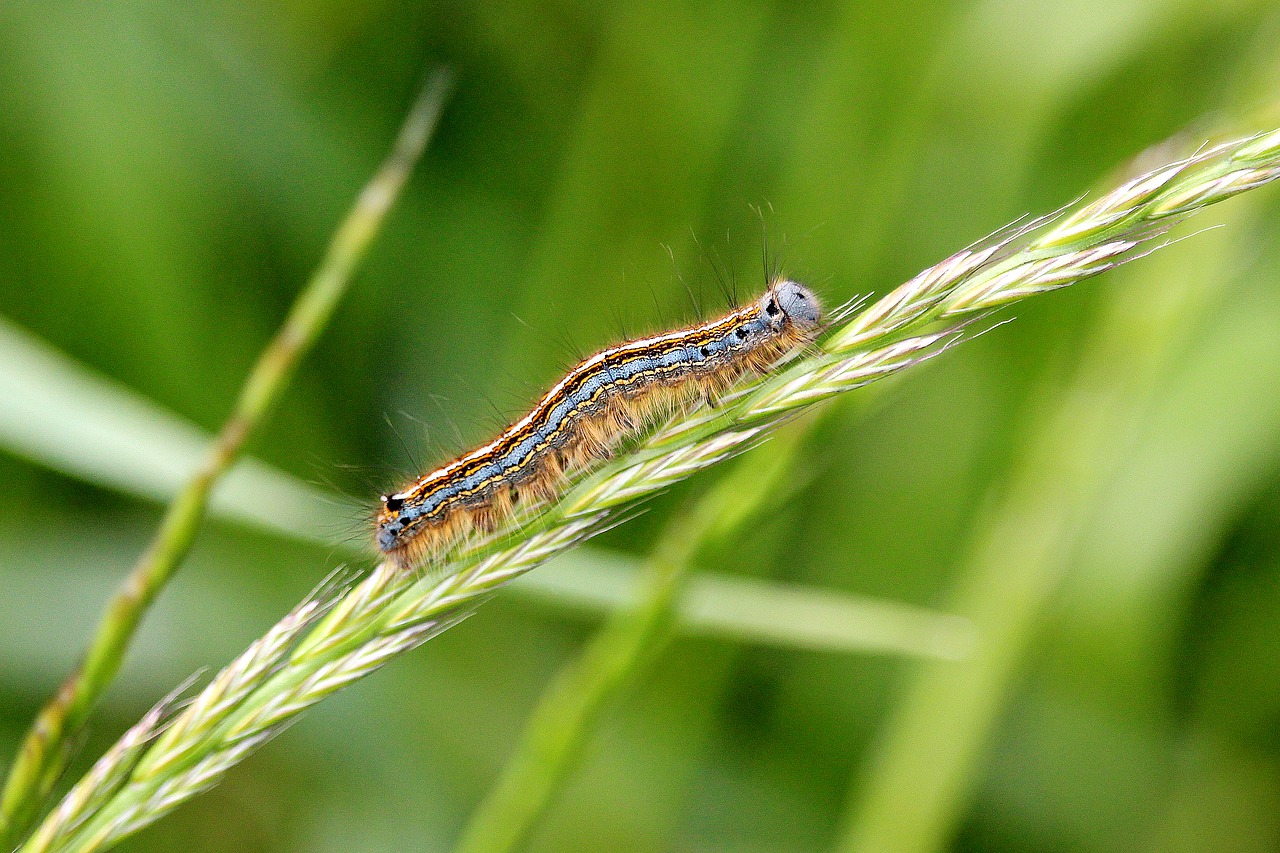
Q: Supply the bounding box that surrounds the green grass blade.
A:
[0,312,347,541]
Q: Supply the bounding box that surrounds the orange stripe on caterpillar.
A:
[375,279,822,569]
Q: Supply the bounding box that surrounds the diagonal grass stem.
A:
[0,68,453,849]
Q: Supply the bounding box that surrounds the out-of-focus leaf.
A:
[0,313,970,660]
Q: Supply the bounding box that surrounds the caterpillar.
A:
[375,278,823,569]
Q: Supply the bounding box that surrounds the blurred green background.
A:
[3,0,1280,850]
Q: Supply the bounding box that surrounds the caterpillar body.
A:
[375,278,822,569]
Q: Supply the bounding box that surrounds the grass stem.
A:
[452,418,815,853]
[0,68,452,849]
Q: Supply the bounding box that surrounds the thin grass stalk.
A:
[0,69,453,849]
[452,417,818,853]
[22,126,1280,853]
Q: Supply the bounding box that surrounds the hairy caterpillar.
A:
[375,278,822,569]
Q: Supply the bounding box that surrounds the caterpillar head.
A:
[761,279,822,334]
